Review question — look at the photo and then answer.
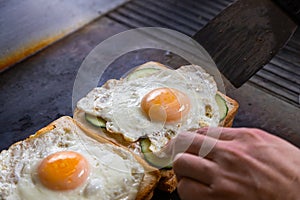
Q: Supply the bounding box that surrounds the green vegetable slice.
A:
[215,94,228,121]
[126,68,161,81]
[85,113,106,128]
[140,138,172,169]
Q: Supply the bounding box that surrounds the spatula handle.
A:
[274,0,300,24]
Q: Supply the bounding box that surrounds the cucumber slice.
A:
[140,138,172,169]
[126,68,161,81]
[85,113,106,128]
[215,94,228,121]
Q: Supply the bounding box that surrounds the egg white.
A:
[77,65,220,152]
[0,120,144,200]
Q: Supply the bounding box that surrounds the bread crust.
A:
[217,91,239,127]
[73,61,239,193]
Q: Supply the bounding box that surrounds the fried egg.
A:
[0,118,144,200]
[77,65,220,152]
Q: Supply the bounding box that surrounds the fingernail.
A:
[196,127,208,135]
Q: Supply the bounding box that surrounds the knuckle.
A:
[201,162,211,172]
[235,128,264,141]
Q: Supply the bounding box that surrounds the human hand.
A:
[172,128,300,200]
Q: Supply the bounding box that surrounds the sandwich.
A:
[0,116,160,200]
[74,61,239,192]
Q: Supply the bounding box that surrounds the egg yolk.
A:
[38,151,89,191]
[141,88,190,123]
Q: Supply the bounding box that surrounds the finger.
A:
[173,153,217,185]
[177,177,213,200]
[182,133,220,158]
[166,131,220,159]
[196,127,242,141]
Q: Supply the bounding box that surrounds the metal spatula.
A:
[193,0,299,87]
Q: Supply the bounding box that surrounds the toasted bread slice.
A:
[74,61,239,192]
[0,116,160,200]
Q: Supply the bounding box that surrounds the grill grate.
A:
[107,0,300,107]
[250,33,300,106]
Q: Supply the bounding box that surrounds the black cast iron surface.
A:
[0,0,300,199]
